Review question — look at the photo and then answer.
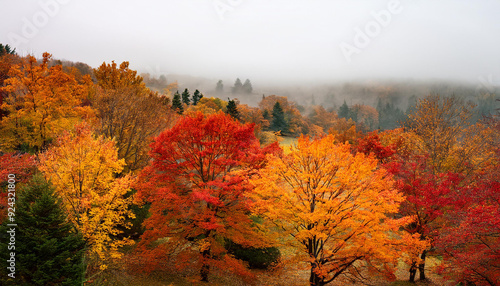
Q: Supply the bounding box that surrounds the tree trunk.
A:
[419,249,427,280]
[309,263,325,286]
[409,261,417,283]
[200,248,210,282]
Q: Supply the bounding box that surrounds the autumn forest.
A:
[0,46,499,286]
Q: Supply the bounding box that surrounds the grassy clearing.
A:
[278,136,298,154]
[278,136,298,148]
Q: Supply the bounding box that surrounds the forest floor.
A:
[104,255,454,286]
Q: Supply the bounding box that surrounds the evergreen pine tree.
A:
[171,90,183,114]
[338,100,350,119]
[271,102,287,134]
[348,105,358,123]
[0,175,85,286]
[242,79,253,94]
[376,98,384,113]
[225,99,240,120]
[215,80,223,94]
[376,98,384,129]
[232,78,243,94]
[181,88,191,105]
[192,89,203,106]
[0,44,16,56]
[378,102,405,130]
[262,109,271,125]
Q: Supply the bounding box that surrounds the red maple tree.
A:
[435,170,500,285]
[133,112,279,282]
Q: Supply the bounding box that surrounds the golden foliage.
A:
[250,135,421,284]
[39,122,135,270]
[406,95,497,175]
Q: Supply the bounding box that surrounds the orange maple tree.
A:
[0,53,93,152]
[134,112,279,282]
[0,52,22,122]
[250,135,425,286]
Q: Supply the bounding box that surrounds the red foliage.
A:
[356,132,453,238]
[385,152,465,281]
[133,112,279,281]
[388,156,459,237]
[0,152,37,221]
[436,176,500,285]
[355,131,396,163]
[388,145,500,284]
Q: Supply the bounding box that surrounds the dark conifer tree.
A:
[242,79,253,94]
[271,101,287,133]
[171,90,183,114]
[378,101,405,130]
[181,88,191,105]
[348,105,358,123]
[192,89,203,106]
[232,78,243,94]
[0,44,16,56]
[215,80,223,94]
[0,175,85,286]
[262,109,270,120]
[338,100,350,119]
[225,98,240,120]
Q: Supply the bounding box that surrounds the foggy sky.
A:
[1,0,500,86]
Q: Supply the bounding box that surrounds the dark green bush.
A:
[225,240,280,269]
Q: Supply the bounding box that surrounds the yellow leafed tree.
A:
[250,135,425,286]
[39,122,135,271]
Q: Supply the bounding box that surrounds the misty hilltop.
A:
[2,1,500,85]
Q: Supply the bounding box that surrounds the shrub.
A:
[225,240,280,269]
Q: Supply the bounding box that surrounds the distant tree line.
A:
[215,78,253,94]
